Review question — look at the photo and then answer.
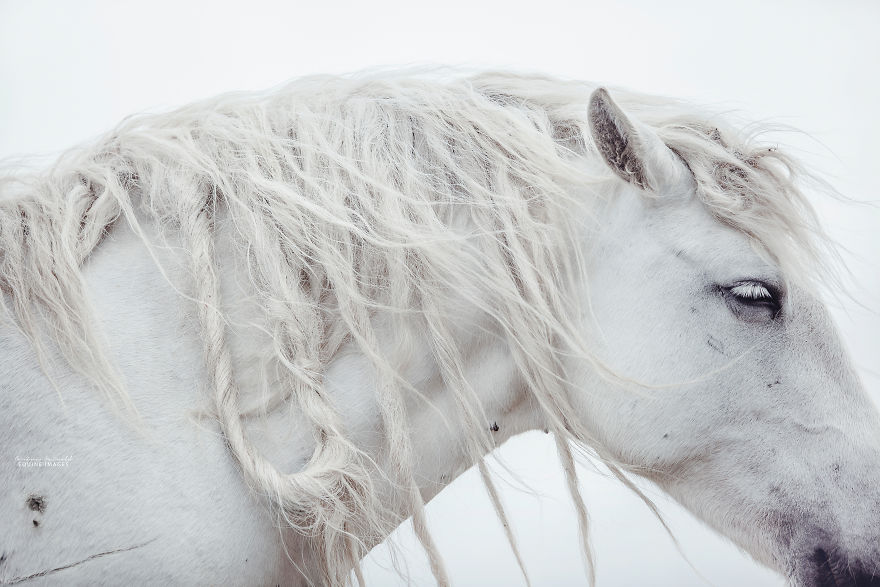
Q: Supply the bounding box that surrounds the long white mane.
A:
[0,71,828,585]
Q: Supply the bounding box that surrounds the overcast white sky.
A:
[1,1,878,585]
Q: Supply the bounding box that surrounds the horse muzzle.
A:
[803,547,880,587]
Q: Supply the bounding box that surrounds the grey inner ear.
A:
[588,90,650,190]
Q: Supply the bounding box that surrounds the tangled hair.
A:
[0,71,829,585]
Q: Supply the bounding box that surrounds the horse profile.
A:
[1,72,877,586]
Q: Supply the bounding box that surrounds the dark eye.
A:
[722,281,782,323]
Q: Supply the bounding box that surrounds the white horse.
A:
[1,72,877,586]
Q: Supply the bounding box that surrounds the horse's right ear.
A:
[588,87,685,194]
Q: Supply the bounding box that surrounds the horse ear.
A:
[588,87,686,194]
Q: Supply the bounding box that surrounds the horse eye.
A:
[722,281,781,322]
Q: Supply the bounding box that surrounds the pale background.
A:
[1,1,877,585]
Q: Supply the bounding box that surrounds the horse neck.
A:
[383,314,544,502]
[222,269,543,512]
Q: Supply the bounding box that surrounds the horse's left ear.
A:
[588,87,686,194]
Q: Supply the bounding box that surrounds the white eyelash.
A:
[730,282,772,299]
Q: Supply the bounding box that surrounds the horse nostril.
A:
[811,548,880,587]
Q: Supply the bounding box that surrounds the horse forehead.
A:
[604,191,761,267]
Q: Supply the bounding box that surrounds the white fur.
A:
[0,71,875,586]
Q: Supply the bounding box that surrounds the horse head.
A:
[578,88,880,586]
